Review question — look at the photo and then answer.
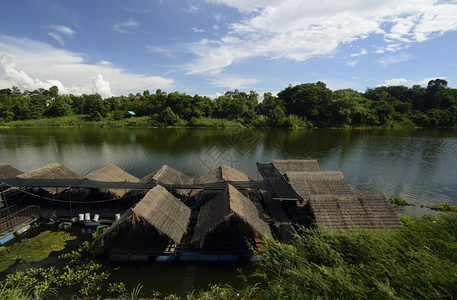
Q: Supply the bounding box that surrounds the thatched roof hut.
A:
[191,184,273,245]
[194,165,252,184]
[286,171,355,202]
[307,194,402,230]
[85,164,139,198]
[141,165,193,196]
[97,185,191,244]
[141,165,193,185]
[17,163,82,194]
[0,164,23,179]
[273,159,320,175]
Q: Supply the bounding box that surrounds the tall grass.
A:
[256,213,457,299]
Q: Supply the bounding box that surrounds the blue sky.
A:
[1,0,457,98]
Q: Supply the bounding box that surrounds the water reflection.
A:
[1,128,456,206]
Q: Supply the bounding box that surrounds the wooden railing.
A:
[0,205,39,234]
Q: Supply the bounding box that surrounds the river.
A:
[1,127,457,295]
[1,127,456,210]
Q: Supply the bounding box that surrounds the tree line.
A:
[1,79,456,128]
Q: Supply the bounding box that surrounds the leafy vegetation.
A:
[1,78,457,128]
[1,213,457,299]
[253,213,457,299]
[427,203,457,212]
[0,231,76,272]
[389,196,415,207]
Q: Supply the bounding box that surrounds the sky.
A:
[1,0,457,99]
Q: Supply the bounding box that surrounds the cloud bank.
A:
[186,0,457,74]
[0,35,174,96]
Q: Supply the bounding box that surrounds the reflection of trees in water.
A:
[1,128,456,205]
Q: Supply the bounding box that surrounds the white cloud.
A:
[92,74,113,98]
[47,25,75,37]
[186,5,200,13]
[191,27,205,33]
[378,78,409,86]
[48,32,66,46]
[187,0,457,74]
[113,19,139,33]
[415,77,446,86]
[46,24,75,46]
[347,61,358,67]
[0,35,174,95]
[379,53,417,67]
[350,48,367,57]
[209,75,259,89]
[147,45,174,58]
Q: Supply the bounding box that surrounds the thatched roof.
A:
[141,165,193,185]
[286,171,355,202]
[97,185,191,243]
[273,159,320,175]
[191,184,273,244]
[141,165,193,196]
[0,164,23,179]
[308,194,402,230]
[85,164,139,198]
[194,165,252,184]
[17,163,82,194]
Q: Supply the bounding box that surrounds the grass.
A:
[1,116,246,128]
[1,213,457,299]
[427,203,457,212]
[389,196,415,207]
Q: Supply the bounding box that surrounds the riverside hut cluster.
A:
[0,160,401,261]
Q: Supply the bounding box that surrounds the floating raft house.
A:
[0,163,23,179]
[307,194,403,230]
[85,164,139,198]
[141,165,193,196]
[17,163,82,194]
[191,184,273,248]
[98,185,191,244]
[286,171,355,203]
[272,159,320,175]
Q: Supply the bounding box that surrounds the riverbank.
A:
[3,115,455,129]
[0,116,244,129]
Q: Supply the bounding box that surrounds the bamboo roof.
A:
[194,165,252,184]
[85,164,139,198]
[273,159,320,175]
[308,194,402,230]
[0,164,23,179]
[17,163,82,194]
[97,185,191,243]
[286,171,355,202]
[191,184,273,245]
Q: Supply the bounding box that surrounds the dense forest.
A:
[1,78,456,128]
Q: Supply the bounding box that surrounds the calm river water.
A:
[1,127,457,295]
[1,127,456,208]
